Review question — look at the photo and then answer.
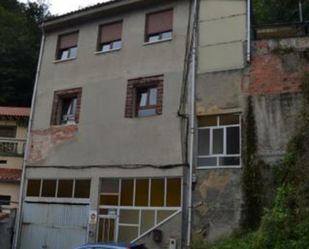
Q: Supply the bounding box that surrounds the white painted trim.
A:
[94,47,121,55]
[143,37,172,46]
[25,197,90,204]
[53,57,76,63]
[131,209,182,243]
[197,166,242,170]
[99,206,180,211]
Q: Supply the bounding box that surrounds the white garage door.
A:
[20,203,89,249]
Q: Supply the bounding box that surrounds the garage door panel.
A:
[20,224,47,249]
[20,203,89,249]
[46,226,87,249]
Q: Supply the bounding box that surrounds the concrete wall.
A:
[248,37,309,163]
[198,0,246,73]
[192,169,243,244]
[29,0,190,168]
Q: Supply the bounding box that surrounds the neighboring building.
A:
[0,107,30,211]
[192,0,247,242]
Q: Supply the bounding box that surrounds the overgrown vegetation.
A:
[253,0,309,25]
[194,74,309,249]
[242,97,264,230]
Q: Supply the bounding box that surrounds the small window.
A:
[0,126,17,138]
[98,22,123,52]
[145,9,173,43]
[125,76,164,118]
[56,32,78,60]
[0,195,11,205]
[198,114,241,168]
[50,88,82,126]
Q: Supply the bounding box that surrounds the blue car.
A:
[75,243,147,249]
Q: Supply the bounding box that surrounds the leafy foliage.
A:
[253,0,309,25]
[0,0,50,106]
[242,97,264,230]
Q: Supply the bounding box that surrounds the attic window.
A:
[56,32,78,60]
[98,21,123,52]
[145,9,173,43]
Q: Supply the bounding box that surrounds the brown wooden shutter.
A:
[147,9,173,35]
[0,126,16,138]
[100,22,123,43]
[59,32,78,49]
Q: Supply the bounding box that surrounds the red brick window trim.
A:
[50,88,82,126]
[125,76,164,118]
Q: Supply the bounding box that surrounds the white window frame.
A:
[197,114,242,169]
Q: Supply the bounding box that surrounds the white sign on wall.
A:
[89,210,97,224]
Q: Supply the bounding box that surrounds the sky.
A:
[19,0,110,15]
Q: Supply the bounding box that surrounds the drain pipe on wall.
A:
[247,0,252,63]
[187,0,198,247]
[299,0,303,23]
[13,24,46,249]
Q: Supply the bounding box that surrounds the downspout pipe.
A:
[13,24,46,249]
[247,0,251,63]
[187,0,198,246]
[299,0,303,23]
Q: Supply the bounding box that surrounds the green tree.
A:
[0,0,50,106]
[253,0,309,25]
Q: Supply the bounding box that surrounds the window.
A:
[145,9,173,43]
[50,88,82,126]
[99,177,182,244]
[0,126,16,138]
[97,22,123,52]
[56,32,78,60]
[198,114,241,168]
[0,195,11,205]
[125,76,163,118]
[26,179,91,199]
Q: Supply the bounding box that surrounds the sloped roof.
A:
[0,168,22,182]
[0,107,30,118]
[43,0,166,31]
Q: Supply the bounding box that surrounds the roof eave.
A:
[43,0,165,32]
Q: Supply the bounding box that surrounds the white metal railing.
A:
[0,138,26,156]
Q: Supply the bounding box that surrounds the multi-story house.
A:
[0,107,30,211]
[17,1,192,249]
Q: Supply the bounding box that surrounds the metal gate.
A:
[20,203,89,249]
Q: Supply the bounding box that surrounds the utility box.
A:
[169,238,177,249]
